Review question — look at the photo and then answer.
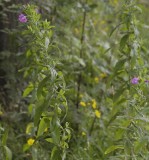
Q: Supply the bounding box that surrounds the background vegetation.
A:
[1,0,149,159]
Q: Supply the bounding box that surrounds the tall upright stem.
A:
[76,1,87,109]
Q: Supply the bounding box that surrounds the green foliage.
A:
[19,4,71,159]
[1,0,149,159]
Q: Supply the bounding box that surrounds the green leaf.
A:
[2,129,8,146]
[34,100,49,126]
[105,145,124,154]
[74,56,86,67]
[50,117,60,144]
[50,146,61,160]
[115,120,130,140]
[45,138,53,143]
[34,105,43,127]
[120,34,129,51]
[135,116,149,123]
[23,83,34,97]
[113,86,126,101]
[37,76,49,99]
[26,50,32,57]
[114,58,127,72]
[37,117,50,137]
[115,129,125,140]
[104,47,111,54]
[23,144,30,152]
[28,104,35,115]
[134,5,142,13]
[134,137,146,153]
[26,122,34,135]
[109,23,123,37]
[4,146,12,160]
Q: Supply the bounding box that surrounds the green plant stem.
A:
[75,1,87,133]
[89,116,96,136]
[76,1,87,110]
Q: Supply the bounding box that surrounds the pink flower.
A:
[131,77,139,84]
[18,14,27,23]
[145,80,149,83]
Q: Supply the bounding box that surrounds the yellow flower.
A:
[91,99,97,109]
[100,73,107,79]
[80,101,86,107]
[82,132,86,136]
[79,94,83,98]
[95,110,101,118]
[27,138,35,146]
[94,77,99,83]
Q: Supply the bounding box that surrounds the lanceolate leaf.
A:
[114,58,127,72]
[37,117,50,137]
[109,22,124,37]
[23,83,34,97]
[50,146,61,160]
[4,146,12,160]
[120,34,129,51]
[105,145,124,154]
[34,99,49,126]
[37,76,49,99]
